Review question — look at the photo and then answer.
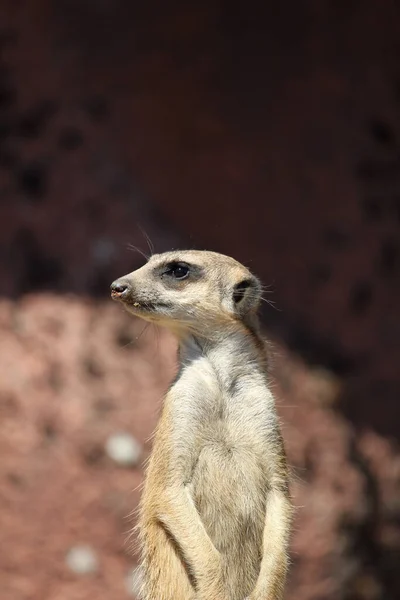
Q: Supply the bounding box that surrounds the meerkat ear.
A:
[232,276,261,314]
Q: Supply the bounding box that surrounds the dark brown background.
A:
[0,1,399,599]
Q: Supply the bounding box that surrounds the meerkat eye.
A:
[163,262,190,280]
[233,279,252,303]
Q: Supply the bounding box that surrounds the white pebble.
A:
[65,545,99,575]
[105,432,142,467]
[126,565,145,597]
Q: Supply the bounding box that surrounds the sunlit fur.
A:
[111,250,293,600]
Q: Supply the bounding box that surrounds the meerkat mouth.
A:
[113,296,172,313]
[110,290,150,309]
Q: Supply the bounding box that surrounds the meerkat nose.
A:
[110,279,129,298]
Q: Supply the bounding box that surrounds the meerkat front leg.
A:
[249,483,293,600]
[140,479,226,600]
[157,485,226,600]
[140,418,227,600]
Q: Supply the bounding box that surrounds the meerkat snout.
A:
[110,279,130,298]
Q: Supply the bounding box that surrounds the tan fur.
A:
[111,250,293,600]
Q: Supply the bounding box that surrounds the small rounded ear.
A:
[232,276,261,314]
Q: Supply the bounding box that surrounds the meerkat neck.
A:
[178,322,268,388]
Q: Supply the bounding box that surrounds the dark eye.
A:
[164,262,190,280]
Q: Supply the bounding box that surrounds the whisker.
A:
[121,339,136,349]
[152,324,161,361]
[136,322,150,341]
[138,225,155,256]
[127,243,150,261]
[259,297,281,311]
[245,292,281,311]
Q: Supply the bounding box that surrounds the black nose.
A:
[110,279,129,295]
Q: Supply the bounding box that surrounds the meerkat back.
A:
[111,250,292,600]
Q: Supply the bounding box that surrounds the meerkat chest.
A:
[166,358,274,554]
[170,358,274,453]
[174,362,271,556]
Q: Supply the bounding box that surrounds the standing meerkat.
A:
[111,250,293,600]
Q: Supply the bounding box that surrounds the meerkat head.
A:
[110,250,262,337]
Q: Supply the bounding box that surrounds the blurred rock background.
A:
[0,1,399,599]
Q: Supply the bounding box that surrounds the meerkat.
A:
[111,250,293,600]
